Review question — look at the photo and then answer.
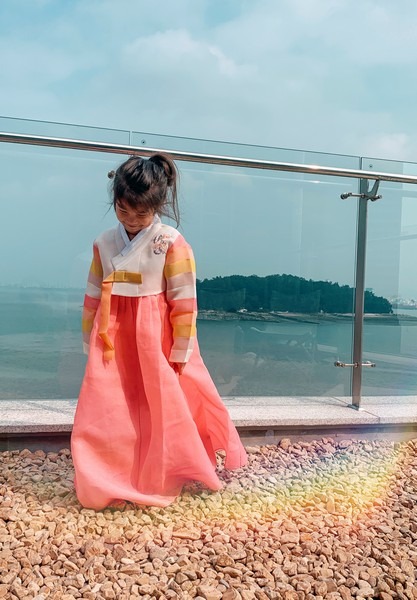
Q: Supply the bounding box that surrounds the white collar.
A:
[119,215,161,255]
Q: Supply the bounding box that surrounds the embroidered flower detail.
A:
[152,233,172,254]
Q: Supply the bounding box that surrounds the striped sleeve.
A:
[82,243,103,354]
[164,236,197,363]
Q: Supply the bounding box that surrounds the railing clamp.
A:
[341,179,382,201]
[334,360,376,368]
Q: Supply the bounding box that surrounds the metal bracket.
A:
[341,179,382,201]
[334,360,376,368]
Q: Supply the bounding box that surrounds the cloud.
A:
[120,28,254,96]
[361,133,412,161]
[122,28,246,77]
[1,0,417,162]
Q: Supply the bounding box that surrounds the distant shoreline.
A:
[197,309,417,323]
[1,287,416,323]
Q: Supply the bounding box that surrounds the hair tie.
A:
[107,170,115,179]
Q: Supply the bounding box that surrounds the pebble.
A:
[0,439,416,599]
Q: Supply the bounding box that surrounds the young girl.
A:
[71,153,247,510]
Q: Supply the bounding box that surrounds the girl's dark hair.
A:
[108,153,179,225]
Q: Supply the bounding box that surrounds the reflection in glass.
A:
[0,143,119,400]
[0,115,130,144]
[0,129,362,400]
[361,158,417,396]
[177,162,359,397]
[131,129,360,167]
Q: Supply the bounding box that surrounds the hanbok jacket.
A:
[82,218,197,364]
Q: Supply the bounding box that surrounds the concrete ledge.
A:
[227,404,380,427]
[1,396,417,431]
[1,396,417,450]
[0,400,75,433]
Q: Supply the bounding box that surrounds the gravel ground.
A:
[1,438,417,599]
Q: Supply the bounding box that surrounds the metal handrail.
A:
[2,131,417,184]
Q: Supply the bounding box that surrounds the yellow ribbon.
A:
[98,271,142,360]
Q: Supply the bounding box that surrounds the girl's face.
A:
[115,200,154,237]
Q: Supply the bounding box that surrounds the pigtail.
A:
[149,153,180,226]
[149,153,177,188]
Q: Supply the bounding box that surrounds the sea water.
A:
[1,287,417,400]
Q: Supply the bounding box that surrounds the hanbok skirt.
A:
[71,293,247,509]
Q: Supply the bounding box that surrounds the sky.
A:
[2,0,417,160]
[1,0,417,299]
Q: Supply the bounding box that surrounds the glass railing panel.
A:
[175,160,359,397]
[361,157,417,395]
[0,116,130,145]
[0,137,359,400]
[0,142,120,400]
[131,130,360,168]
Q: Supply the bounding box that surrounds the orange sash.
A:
[98,271,142,360]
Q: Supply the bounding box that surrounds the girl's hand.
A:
[170,362,186,375]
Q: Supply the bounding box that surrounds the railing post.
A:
[351,178,369,409]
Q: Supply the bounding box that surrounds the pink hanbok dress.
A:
[71,219,247,509]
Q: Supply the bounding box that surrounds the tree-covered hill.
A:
[196,273,392,314]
